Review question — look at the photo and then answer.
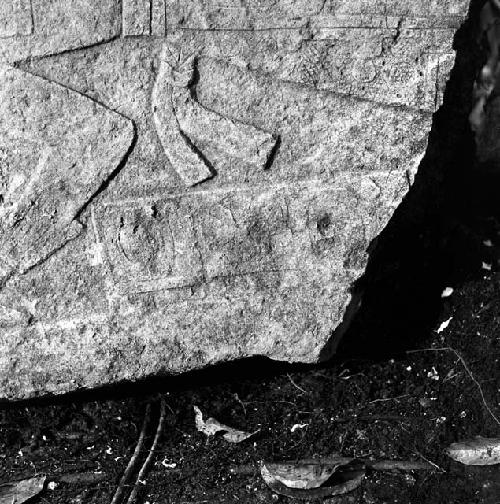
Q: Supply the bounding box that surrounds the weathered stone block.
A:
[0,0,470,399]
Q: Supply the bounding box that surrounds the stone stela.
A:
[0,0,469,399]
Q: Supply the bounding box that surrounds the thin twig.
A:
[297,457,437,471]
[126,399,167,504]
[413,449,445,473]
[296,457,436,471]
[369,460,437,471]
[287,374,309,395]
[110,403,151,504]
[369,394,409,404]
[331,414,417,423]
[233,393,247,416]
[229,457,437,475]
[407,347,500,427]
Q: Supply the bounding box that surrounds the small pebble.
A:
[441,287,454,298]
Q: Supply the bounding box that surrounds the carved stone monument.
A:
[0,0,469,399]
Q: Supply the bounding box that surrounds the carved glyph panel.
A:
[0,0,470,399]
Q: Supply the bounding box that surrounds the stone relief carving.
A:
[152,45,278,186]
[0,65,134,283]
[0,0,470,399]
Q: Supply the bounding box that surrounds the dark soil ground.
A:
[3,2,500,502]
[2,262,500,504]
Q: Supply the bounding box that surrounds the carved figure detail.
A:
[0,65,134,282]
[152,45,278,186]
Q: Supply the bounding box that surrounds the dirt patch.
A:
[2,267,500,503]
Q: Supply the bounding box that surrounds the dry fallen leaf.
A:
[446,437,500,465]
[290,423,308,433]
[437,317,452,334]
[193,405,257,443]
[0,476,46,504]
[262,462,341,490]
[441,287,454,298]
[260,458,365,500]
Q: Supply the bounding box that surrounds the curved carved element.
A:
[175,87,279,169]
[152,46,214,187]
[0,64,134,282]
[152,45,278,186]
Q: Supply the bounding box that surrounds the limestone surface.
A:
[0,0,469,399]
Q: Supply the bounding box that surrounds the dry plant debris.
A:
[110,399,167,504]
[193,405,258,443]
[407,347,500,427]
[261,460,352,490]
[437,317,453,333]
[110,404,152,504]
[257,454,438,500]
[446,437,500,465]
[126,399,167,504]
[231,456,437,476]
[441,287,454,298]
[0,476,46,504]
[260,458,365,500]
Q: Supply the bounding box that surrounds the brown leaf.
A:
[261,460,349,490]
[446,437,500,465]
[0,476,46,504]
[193,405,257,443]
[260,459,365,500]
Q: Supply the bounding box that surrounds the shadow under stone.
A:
[324,0,489,360]
[0,356,317,407]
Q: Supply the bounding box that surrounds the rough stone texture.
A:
[0,65,134,280]
[0,0,469,399]
[0,0,121,63]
